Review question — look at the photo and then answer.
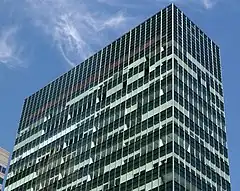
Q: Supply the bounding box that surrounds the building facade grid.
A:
[6,4,230,191]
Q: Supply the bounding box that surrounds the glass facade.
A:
[6,4,231,191]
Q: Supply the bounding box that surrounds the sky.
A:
[0,0,239,190]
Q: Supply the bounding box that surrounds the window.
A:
[166,91,172,101]
[133,81,137,91]
[123,80,127,89]
[132,95,137,105]
[134,66,138,75]
[144,66,149,76]
[167,107,173,118]
[156,65,160,77]
[160,110,166,121]
[138,77,143,87]
[139,63,144,72]
[167,59,172,71]
[1,167,6,174]
[128,68,133,78]
[149,101,154,111]
[127,84,132,94]
[161,61,167,74]
[161,93,166,105]
[150,71,155,80]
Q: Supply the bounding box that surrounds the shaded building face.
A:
[6,4,231,191]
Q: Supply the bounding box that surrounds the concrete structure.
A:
[0,148,9,191]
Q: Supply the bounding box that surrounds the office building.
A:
[6,4,231,191]
[0,147,9,191]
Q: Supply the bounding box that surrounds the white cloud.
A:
[21,0,128,67]
[202,0,216,9]
[0,0,219,68]
[103,13,126,28]
[154,0,218,9]
[0,27,23,68]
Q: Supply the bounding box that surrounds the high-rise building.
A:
[6,4,231,191]
[0,147,9,191]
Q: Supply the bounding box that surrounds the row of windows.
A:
[174,107,228,159]
[10,109,173,183]
[174,89,226,143]
[9,5,230,191]
[173,127,230,186]
[173,74,226,137]
[13,110,229,190]
[13,67,173,159]
[174,140,229,177]
[174,58,223,102]
[14,59,173,154]
[17,40,170,143]
[173,6,222,82]
[174,40,222,84]
[9,142,173,190]
[20,5,173,128]
[19,4,222,132]
[19,11,171,131]
[174,122,229,170]
[11,85,228,190]
[174,159,230,191]
[11,76,229,190]
[174,158,230,191]
[8,106,173,185]
[39,157,173,191]
[17,51,225,156]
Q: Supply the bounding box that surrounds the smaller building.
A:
[0,148,9,191]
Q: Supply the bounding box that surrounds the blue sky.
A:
[0,0,239,190]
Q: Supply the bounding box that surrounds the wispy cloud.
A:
[0,27,23,68]
[103,13,126,28]
[0,0,219,68]
[202,0,217,9]
[20,0,129,67]
[154,0,218,9]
